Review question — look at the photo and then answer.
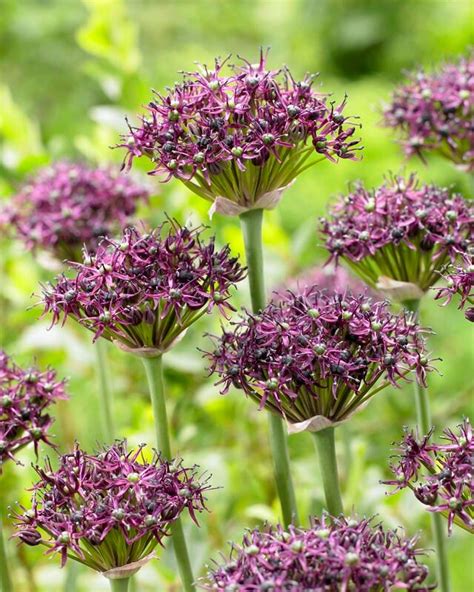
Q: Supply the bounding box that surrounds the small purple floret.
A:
[385,420,474,535]
[201,515,433,591]
[14,441,210,571]
[434,253,474,322]
[0,351,67,468]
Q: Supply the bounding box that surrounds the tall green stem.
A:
[312,428,343,516]
[0,513,12,592]
[109,578,130,592]
[141,356,195,592]
[95,339,115,442]
[403,299,450,592]
[240,209,299,527]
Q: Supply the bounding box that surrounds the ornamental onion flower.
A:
[201,515,433,591]
[385,420,474,535]
[0,351,67,468]
[384,53,474,171]
[41,221,245,358]
[434,253,474,322]
[206,288,431,434]
[3,162,149,262]
[120,50,361,216]
[319,175,473,301]
[14,442,210,580]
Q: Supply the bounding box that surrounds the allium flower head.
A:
[14,441,210,578]
[201,515,433,591]
[434,253,474,322]
[120,50,361,216]
[4,162,149,262]
[385,420,474,535]
[274,263,374,301]
[0,351,67,468]
[319,175,473,299]
[206,288,431,433]
[384,53,474,171]
[42,221,245,357]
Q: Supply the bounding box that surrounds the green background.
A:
[0,0,473,590]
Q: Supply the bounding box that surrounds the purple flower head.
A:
[205,288,431,433]
[434,253,474,322]
[319,175,473,299]
[384,53,474,171]
[201,515,433,591]
[3,162,149,262]
[385,420,474,535]
[273,263,377,301]
[0,351,67,469]
[14,441,210,577]
[41,221,245,357]
[120,50,361,216]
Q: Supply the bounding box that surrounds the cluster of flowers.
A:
[202,515,432,591]
[0,351,67,467]
[120,51,360,212]
[386,420,473,535]
[42,222,245,356]
[384,54,474,170]
[435,253,474,322]
[15,442,209,574]
[319,175,473,294]
[4,162,149,261]
[206,288,430,430]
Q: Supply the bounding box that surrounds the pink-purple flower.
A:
[385,420,473,535]
[201,515,433,591]
[434,253,474,322]
[120,50,361,215]
[384,53,474,171]
[206,288,431,431]
[14,441,210,575]
[3,162,149,262]
[319,175,473,298]
[0,351,67,468]
[42,221,245,357]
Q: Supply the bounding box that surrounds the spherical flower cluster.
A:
[385,420,474,535]
[4,162,149,262]
[384,54,474,171]
[14,442,210,577]
[206,288,431,433]
[319,175,473,299]
[120,50,361,216]
[201,515,432,591]
[273,263,374,301]
[42,221,245,357]
[434,253,474,322]
[0,351,67,468]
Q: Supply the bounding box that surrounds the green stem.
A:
[403,299,450,592]
[95,339,115,442]
[312,427,344,516]
[141,356,195,592]
[240,208,299,527]
[0,512,12,592]
[109,578,130,592]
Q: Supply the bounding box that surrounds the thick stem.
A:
[312,428,344,516]
[0,513,12,592]
[403,299,451,592]
[240,209,299,527]
[95,339,115,442]
[141,356,195,592]
[109,578,130,592]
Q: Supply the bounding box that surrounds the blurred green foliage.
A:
[0,0,473,590]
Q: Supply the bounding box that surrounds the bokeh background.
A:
[0,0,473,590]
